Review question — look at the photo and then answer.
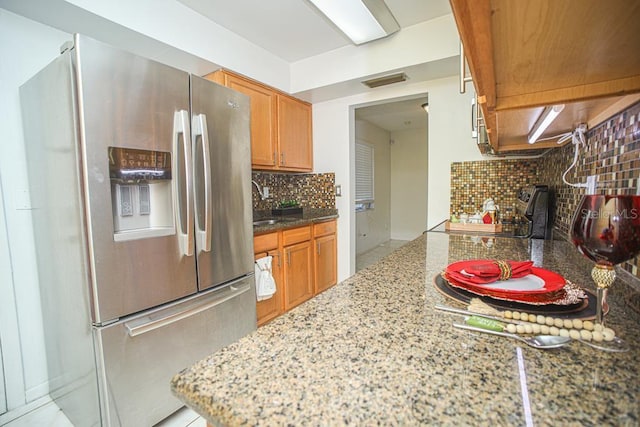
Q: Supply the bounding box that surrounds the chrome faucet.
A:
[251,180,267,200]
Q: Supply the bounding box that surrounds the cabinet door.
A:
[314,234,337,294]
[283,241,313,310]
[277,95,312,171]
[226,75,277,169]
[255,250,283,326]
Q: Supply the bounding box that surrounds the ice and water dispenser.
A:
[109,147,174,241]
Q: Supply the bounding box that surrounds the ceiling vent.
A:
[362,72,407,88]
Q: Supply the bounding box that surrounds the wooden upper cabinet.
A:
[277,94,312,171]
[227,75,277,169]
[450,0,640,152]
[205,69,313,171]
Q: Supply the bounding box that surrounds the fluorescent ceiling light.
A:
[528,104,565,144]
[309,0,400,45]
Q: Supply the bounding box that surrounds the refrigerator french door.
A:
[20,34,256,426]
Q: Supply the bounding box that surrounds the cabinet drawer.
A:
[313,220,336,237]
[282,225,311,246]
[254,232,278,253]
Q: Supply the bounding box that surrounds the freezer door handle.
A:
[192,113,212,252]
[174,110,194,256]
[125,281,252,337]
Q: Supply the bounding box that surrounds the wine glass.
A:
[570,195,640,333]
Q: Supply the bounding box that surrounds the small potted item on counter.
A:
[272,200,303,216]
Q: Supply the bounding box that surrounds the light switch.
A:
[335,185,342,197]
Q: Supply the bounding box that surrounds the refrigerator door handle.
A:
[192,113,213,253]
[125,281,252,337]
[173,110,194,256]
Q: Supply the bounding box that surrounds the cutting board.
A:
[445,220,503,233]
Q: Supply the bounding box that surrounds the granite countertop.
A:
[253,208,338,234]
[171,232,640,426]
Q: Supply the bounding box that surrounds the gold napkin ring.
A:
[494,260,512,281]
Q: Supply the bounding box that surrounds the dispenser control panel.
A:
[109,147,171,182]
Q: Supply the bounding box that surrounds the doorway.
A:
[353,95,429,271]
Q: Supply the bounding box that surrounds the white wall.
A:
[354,120,391,255]
[426,80,485,229]
[0,9,72,422]
[313,77,484,281]
[390,127,429,240]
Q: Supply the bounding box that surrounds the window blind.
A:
[355,141,374,203]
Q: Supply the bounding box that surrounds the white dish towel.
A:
[255,256,276,301]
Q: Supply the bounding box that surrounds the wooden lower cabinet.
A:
[254,232,283,326]
[313,220,337,294]
[253,220,337,326]
[314,234,337,294]
[283,240,314,310]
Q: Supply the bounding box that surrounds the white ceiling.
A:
[178,0,451,132]
[175,0,450,131]
[355,97,429,132]
[176,0,452,62]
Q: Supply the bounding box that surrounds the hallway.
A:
[356,239,409,272]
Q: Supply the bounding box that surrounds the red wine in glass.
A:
[571,195,640,265]
[570,195,640,329]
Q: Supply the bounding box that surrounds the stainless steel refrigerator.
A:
[20,34,256,426]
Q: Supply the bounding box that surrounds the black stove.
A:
[513,185,553,239]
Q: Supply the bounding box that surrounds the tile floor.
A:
[356,239,410,272]
[3,400,205,427]
[156,406,206,426]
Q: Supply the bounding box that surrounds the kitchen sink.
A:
[253,219,279,226]
[252,217,300,227]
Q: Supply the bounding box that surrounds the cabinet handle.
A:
[280,152,285,165]
[459,40,473,94]
[272,152,276,165]
[271,250,281,268]
[471,96,478,138]
[471,93,486,140]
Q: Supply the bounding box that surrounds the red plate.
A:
[445,260,566,295]
[442,272,570,305]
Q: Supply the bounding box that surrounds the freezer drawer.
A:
[93,275,256,426]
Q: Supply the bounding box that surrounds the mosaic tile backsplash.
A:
[450,159,539,220]
[450,101,640,282]
[539,101,640,279]
[251,172,336,211]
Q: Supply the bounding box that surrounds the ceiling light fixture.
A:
[421,102,429,113]
[308,0,400,45]
[528,104,565,144]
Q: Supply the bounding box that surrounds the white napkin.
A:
[254,256,276,301]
